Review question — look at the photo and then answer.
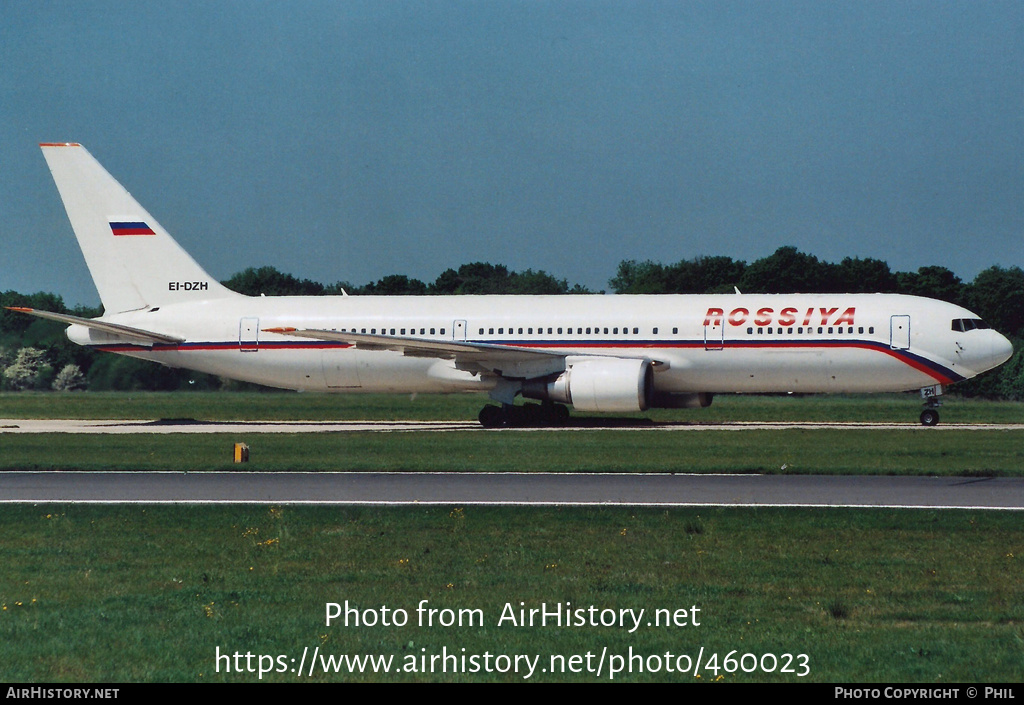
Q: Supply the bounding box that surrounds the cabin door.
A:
[239,317,259,352]
[890,315,911,350]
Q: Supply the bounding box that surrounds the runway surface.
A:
[2,471,1022,509]
[3,418,1023,433]
[4,418,1021,508]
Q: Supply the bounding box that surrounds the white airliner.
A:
[10,143,1014,426]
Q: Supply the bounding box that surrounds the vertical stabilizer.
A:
[40,143,240,313]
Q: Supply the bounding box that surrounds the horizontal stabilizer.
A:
[6,307,184,345]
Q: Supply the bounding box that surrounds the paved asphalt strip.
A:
[1,472,1022,509]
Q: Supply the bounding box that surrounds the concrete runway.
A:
[2,471,1022,509]
[3,418,1023,433]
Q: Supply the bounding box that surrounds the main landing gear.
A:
[478,402,570,428]
[919,385,943,426]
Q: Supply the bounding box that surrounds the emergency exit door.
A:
[704,321,724,351]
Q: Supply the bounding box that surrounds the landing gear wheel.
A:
[478,405,504,428]
[919,408,940,427]
[551,403,570,426]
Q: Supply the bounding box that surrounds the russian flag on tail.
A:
[109,221,156,236]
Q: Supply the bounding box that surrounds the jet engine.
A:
[521,357,654,412]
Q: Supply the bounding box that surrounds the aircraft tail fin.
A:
[40,143,240,313]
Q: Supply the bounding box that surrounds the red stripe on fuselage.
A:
[92,338,958,385]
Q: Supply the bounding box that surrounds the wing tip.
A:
[39,142,82,148]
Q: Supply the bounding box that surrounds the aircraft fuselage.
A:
[68,292,1011,398]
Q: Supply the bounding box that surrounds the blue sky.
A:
[2,1,1022,306]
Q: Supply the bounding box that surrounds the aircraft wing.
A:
[5,307,184,345]
[264,326,668,379]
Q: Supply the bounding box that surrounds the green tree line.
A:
[222,261,592,297]
[3,249,1022,398]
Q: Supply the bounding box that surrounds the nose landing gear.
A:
[919,407,940,426]
[919,385,943,426]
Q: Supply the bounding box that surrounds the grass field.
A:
[1,392,1021,683]
[1,392,1023,476]
[2,428,1024,476]
[0,505,1021,682]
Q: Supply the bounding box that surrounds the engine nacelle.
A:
[522,357,653,413]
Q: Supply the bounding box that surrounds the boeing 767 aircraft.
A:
[9,143,1014,427]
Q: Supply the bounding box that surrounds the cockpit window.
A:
[951,318,991,332]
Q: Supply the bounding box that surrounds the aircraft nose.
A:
[961,329,1015,375]
[992,332,1014,367]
